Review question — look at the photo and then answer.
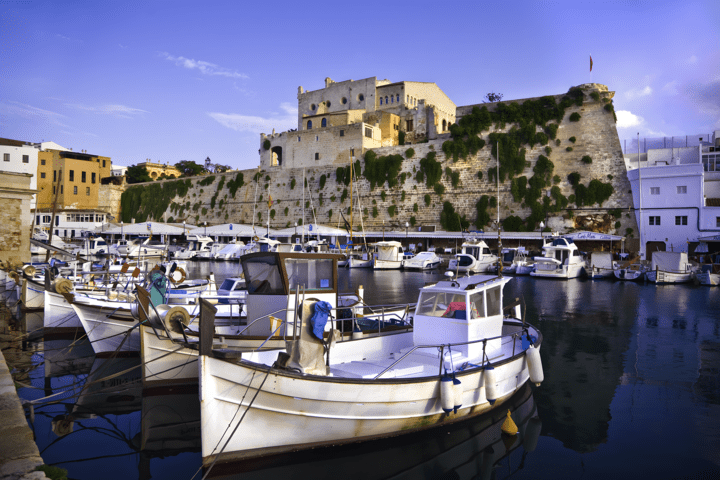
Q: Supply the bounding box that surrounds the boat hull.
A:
[694,272,720,286]
[645,270,692,284]
[199,340,536,465]
[530,263,584,279]
[373,259,402,270]
[44,290,83,330]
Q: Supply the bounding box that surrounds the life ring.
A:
[53,278,73,294]
[170,267,186,285]
[22,265,36,277]
[253,235,259,242]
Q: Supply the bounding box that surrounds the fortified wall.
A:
[121,83,638,239]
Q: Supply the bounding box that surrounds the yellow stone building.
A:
[137,161,181,180]
[36,149,112,211]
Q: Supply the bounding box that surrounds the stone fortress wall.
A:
[124,82,638,240]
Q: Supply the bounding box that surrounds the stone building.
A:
[0,171,36,264]
[260,76,456,169]
[137,160,182,180]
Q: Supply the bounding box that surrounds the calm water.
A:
[2,264,720,479]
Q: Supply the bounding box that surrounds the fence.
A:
[622,134,715,154]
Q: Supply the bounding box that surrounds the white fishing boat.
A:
[448,239,498,273]
[347,251,373,268]
[141,253,410,387]
[645,251,697,284]
[613,258,648,281]
[530,236,586,279]
[402,251,442,270]
[71,235,110,257]
[372,241,405,270]
[694,262,720,286]
[586,251,618,279]
[198,271,544,466]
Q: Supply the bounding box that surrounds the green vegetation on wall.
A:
[121,179,192,223]
[440,201,469,231]
[363,151,403,189]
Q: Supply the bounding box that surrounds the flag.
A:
[590,55,593,72]
[268,195,273,208]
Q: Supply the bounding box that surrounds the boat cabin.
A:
[239,252,343,336]
[461,241,491,259]
[414,274,510,360]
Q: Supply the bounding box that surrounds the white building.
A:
[624,131,720,259]
[0,137,40,210]
[111,165,128,176]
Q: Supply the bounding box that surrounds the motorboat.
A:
[530,236,586,279]
[448,238,498,273]
[645,252,697,284]
[71,235,109,257]
[122,237,168,260]
[198,271,544,465]
[586,251,618,279]
[347,250,373,268]
[694,260,720,286]
[214,241,248,260]
[173,234,213,260]
[372,241,405,270]
[402,251,442,270]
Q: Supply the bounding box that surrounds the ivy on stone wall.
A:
[227,172,244,197]
[475,196,492,229]
[120,179,192,223]
[319,174,327,189]
[363,151,403,189]
[198,176,215,186]
[388,205,396,217]
[440,201,469,231]
[417,152,442,188]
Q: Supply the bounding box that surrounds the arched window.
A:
[307,120,312,130]
[380,97,383,105]
[406,95,409,103]
[390,95,394,103]
[396,94,399,103]
[321,118,327,128]
[442,119,447,131]
[385,96,388,105]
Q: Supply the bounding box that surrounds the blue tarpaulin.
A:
[310,301,332,340]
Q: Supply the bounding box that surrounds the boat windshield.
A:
[416,291,468,318]
[243,256,285,294]
[219,279,235,291]
[469,286,501,318]
[285,258,334,291]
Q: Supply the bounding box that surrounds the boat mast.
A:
[637,132,643,260]
[349,149,354,249]
[251,167,259,239]
[46,169,62,263]
[497,141,502,275]
[302,168,305,244]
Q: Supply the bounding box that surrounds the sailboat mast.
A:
[349,149,354,246]
[497,141,502,274]
[302,168,305,244]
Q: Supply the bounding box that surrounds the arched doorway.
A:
[271,146,283,166]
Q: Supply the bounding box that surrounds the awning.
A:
[102,222,196,235]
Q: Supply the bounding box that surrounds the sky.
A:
[1,0,719,170]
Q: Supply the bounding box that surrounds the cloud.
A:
[685,77,720,122]
[119,44,128,49]
[208,103,297,134]
[64,103,149,118]
[160,52,248,79]
[624,86,653,100]
[5,101,67,124]
[616,110,643,129]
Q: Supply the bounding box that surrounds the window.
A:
[53,170,57,181]
[315,153,319,160]
[307,120,312,130]
[341,97,347,104]
[385,96,388,104]
[73,186,78,195]
[315,135,319,141]
[52,186,55,194]
[310,104,316,111]
[326,101,331,108]
[3,153,8,162]
[40,172,46,179]
[41,159,46,166]
[675,216,687,225]
[650,187,659,195]
[649,216,661,225]
[717,217,720,228]
[396,94,399,103]
[86,187,90,196]
[102,160,106,168]
[91,172,96,183]
[380,97,383,105]
[390,95,394,103]
[365,127,373,138]
[406,119,414,131]
[22,155,29,163]
[81,171,86,183]
[321,118,327,128]
[358,93,364,101]
[60,185,63,194]
[69,170,74,181]
[677,185,687,194]
[340,130,344,137]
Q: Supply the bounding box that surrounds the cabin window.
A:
[485,286,501,317]
[242,256,285,294]
[469,291,485,318]
[285,258,334,291]
[417,291,466,318]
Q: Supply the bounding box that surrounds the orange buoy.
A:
[501,409,518,436]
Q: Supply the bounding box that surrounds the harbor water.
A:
[2,263,719,479]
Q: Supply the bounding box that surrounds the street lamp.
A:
[204,221,207,237]
[121,221,124,240]
[294,221,298,242]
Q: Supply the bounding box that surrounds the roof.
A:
[427,274,510,292]
[187,223,269,237]
[272,224,349,236]
[102,222,196,235]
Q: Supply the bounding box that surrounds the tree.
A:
[175,160,207,177]
[213,164,231,173]
[125,164,152,184]
[483,92,504,103]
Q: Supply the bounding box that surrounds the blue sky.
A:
[1,0,718,170]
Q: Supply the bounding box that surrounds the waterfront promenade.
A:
[0,305,48,480]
